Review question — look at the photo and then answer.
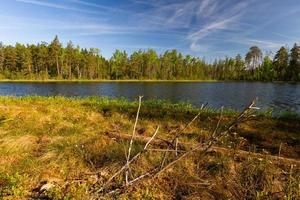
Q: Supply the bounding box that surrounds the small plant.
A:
[278,110,300,121]
[285,165,300,200]
[238,158,273,199]
[0,172,26,198]
[204,154,229,176]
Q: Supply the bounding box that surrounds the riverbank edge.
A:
[0,79,299,83]
[0,79,219,83]
[0,96,298,120]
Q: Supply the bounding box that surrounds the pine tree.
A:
[289,43,300,81]
[3,45,17,73]
[64,41,75,79]
[110,50,127,79]
[0,42,4,72]
[245,46,262,71]
[144,49,159,79]
[130,50,144,79]
[36,42,49,78]
[49,36,62,77]
[273,47,289,80]
[260,56,274,81]
[15,43,33,76]
[234,54,244,80]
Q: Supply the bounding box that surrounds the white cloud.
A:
[187,1,250,52]
[16,0,99,14]
[135,1,203,28]
[197,0,218,18]
[67,0,129,13]
[234,38,285,49]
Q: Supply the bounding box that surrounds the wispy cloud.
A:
[197,0,219,18]
[16,0,99,14]
[3,0,300,59]
[273,33,300,42]
[187,1,250,52]
[67,0,130,13]
[234,38,286,49]
[135,1,201,28]
[188,16,239,51]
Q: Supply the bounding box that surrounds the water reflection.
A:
[0,82,299,113]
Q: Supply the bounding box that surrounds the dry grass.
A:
[0,96,299,199]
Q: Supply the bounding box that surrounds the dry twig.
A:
[125,95,143,184]
[96,99,261,198]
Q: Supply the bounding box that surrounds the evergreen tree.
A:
[110,50,128,79]
[15,43,32,75]
[289,43,300,81]
[86,48,100,79]
[260,56,274,81]
[234,54,244,80]
[245,46,262,79]
[130,50,144,79]
[49,36,62,77]
[2,37,300,82]
[64,41,76,79]
[144,49,159,79]
[273,46,289,80]
[0,42,4,72]
[3,45,17,73]
[36,42,49,78]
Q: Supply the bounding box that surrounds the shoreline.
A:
[0,79,298,83]
[0,96,298,119]
[0,79,218,83]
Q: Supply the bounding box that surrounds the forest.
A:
[0,36,299,81]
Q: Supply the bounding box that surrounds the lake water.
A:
[0,82,299,113]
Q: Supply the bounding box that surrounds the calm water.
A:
[0,82,299,113]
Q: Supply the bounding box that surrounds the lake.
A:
[0,82,299,113]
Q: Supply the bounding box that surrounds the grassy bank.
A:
[0,96,299,199]
[0,79,218,83]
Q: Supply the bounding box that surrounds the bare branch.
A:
[98,126,159,193]
[144,126,160,150]
[172,103,207,143]
[211,106,224,139]
[126,95,143,185]
[153,100,257,178]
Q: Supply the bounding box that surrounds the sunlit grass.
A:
[0,96,299,199]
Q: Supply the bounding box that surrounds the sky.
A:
[0,0,300,61]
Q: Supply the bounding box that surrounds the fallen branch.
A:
[104,130,300,165]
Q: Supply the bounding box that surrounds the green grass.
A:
[0,96,299,199]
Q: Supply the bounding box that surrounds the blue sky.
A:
[0,0,300,60]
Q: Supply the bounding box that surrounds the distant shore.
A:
[0,79,299,83]
[0,79,219,83]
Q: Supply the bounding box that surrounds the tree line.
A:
[0,36,299,81]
